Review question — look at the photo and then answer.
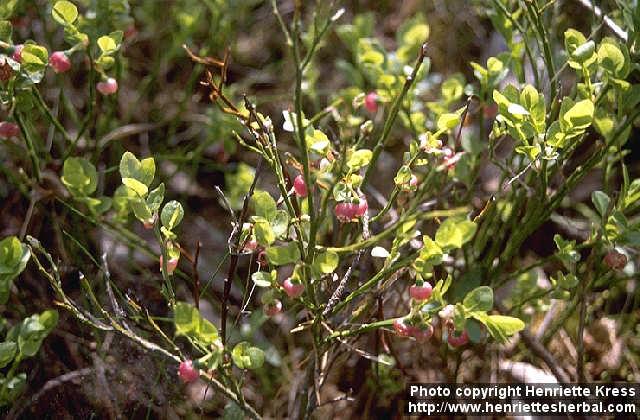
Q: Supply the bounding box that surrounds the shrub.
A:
[0,0,639,417]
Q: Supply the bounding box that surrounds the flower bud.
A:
[49,51,71,73]
[0,121,20,138]
[97,77,118,95]
[178,360,200,383]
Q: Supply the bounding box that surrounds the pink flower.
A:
[264,299,283,317]
[159,255,179,275]
[97,78,118,95]
[442,147,463,170]
[257,250,268,266]
[0,122,20,138]
[401,174,419,191]
[355,196,368,217]
[393,318,410,337]
[293,174,307,197]
[447,329,469,347]
[334,202,357,222]
[49,51,71,73]
[604,250,627,270]
[243,239,258,253]
[409,283,432,301]
[12,44,23,62]
[283,278,304,298]
[178,360,200,383]
[409,324,434,342]
[364,91,378,113]
[334,195,368,222]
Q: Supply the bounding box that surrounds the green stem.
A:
[154,223,175,305]
[327,318,393,340]
[292,10,317,267]
[32,87,73,145]
[362,43,428,188]
[14,111,41,182]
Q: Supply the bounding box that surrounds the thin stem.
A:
[362,43,428,188]
[14,111,41,182]
[32,87,74,144]
[292,19,317,266]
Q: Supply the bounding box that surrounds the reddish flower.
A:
[97,77,118,95]
[442,147,462,170]
[243,239,258,253]
[409,324,434,342]
[264,299,283,317]
[159,255,179,274]
[393,318,410,337]
[409,283,432,301]
[364,91,378,113]
[334,202,357,222]
[447,329,469,347]
[283,278,304,298]
[293,174,308,197]
[257,250,268,266]
[0,122,19,138]
[178,360,200,383]
[12,44,23,62]
[604,250,627,270]
[49,51,71,73]
[355,196,368,217]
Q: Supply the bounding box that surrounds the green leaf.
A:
[21,44,49,75]
[52,1,78,25]
[486,315,524,337]
[347,149,373,170]
[253,217,275,246]
[251,271,274,287]
[130,198,153,223]
[562,99,594,131]
[271,210,289,238]
[61,157,98,196]
[623,179,640,209]
[97,35,117,54]
[251,191,277,222]
[266,242,301,266]
[173,302,220,347]
[0,341,17,368]
[306,128,330,154]
[448,267,482,303]
[571,40,595,63]
[0,20,12,42]
[434,218,477,250]
[83,196,112,215]
[463,286,493,311]
[119,151,155,187]
[414,236,443,275]
[0,237,30,298]
[146,183,165,213]
[564,28,587,55]
[18,310,57,358]
[161,200,184,231]
[554,272,579,290]
[314,250,339,274]
[232,342,265,370]
[598,40,627,77]
[507,103,529,116]
[122,178,149,197]
[4,373,26,403]
[436,113,460,131]
[465,319,483,344]
[591,190,610,217]
[470,312,523,342]
[394,165,412,186]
